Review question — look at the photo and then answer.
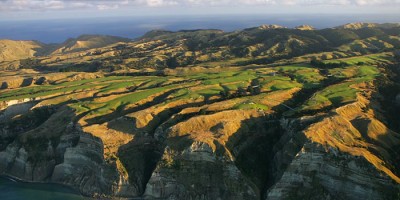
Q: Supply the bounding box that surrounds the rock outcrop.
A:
[144,141,258,200]
[0,106,113,196]
[52,130,109,196]
[266,142,398,200]
[295,25,315,30]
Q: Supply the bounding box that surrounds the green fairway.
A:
[0,53,391,121]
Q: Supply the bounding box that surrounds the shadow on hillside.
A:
[0,101,40,122]
[225,116,281,194]
[20,77,33,87]
[85,87,188,125]
[116,135,166,196]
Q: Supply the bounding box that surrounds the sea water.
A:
[0,176,86,200]
[0,14,398,43]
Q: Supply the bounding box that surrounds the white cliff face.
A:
[0,141,56,182]
[51,131,110,196]
[144,141,258,200]
[181,141,216,162]
[0,142,20,172]
[113,172,140,198]
[265,142,398,200]
[0,114,115,197]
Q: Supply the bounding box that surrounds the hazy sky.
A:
[1,0,400,20]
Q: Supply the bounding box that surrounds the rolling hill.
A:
[2,22,399,72]
[0,23,400,200]
[0,40,46,62]
[51,34,131,54]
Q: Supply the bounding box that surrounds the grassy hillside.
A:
[1,52,399,185]
[1,24,399,71]
[0,40,45,62]
[1,24,400,199]
[51,35,131,54]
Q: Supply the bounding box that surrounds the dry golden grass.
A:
[0,40,43,62]
[304,92,400,183]
[168,109,262,153]
[258,87,301,108]
[83,123,134,158]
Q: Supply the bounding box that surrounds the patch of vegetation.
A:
[234,101,268,110]
[296,54,386,112]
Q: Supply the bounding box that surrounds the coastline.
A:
[0,173,87,199]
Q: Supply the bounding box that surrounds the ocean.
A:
[0,14,398,43]
[0,176,86,200]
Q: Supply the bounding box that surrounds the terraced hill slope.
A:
[0,24,400,199]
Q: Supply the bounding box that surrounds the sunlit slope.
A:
[1,23,400,199]
[1,52,399,199]
[336,22,400,30]
[1,24,399,71]
[0,40,45,62]
[51,35,131,54]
